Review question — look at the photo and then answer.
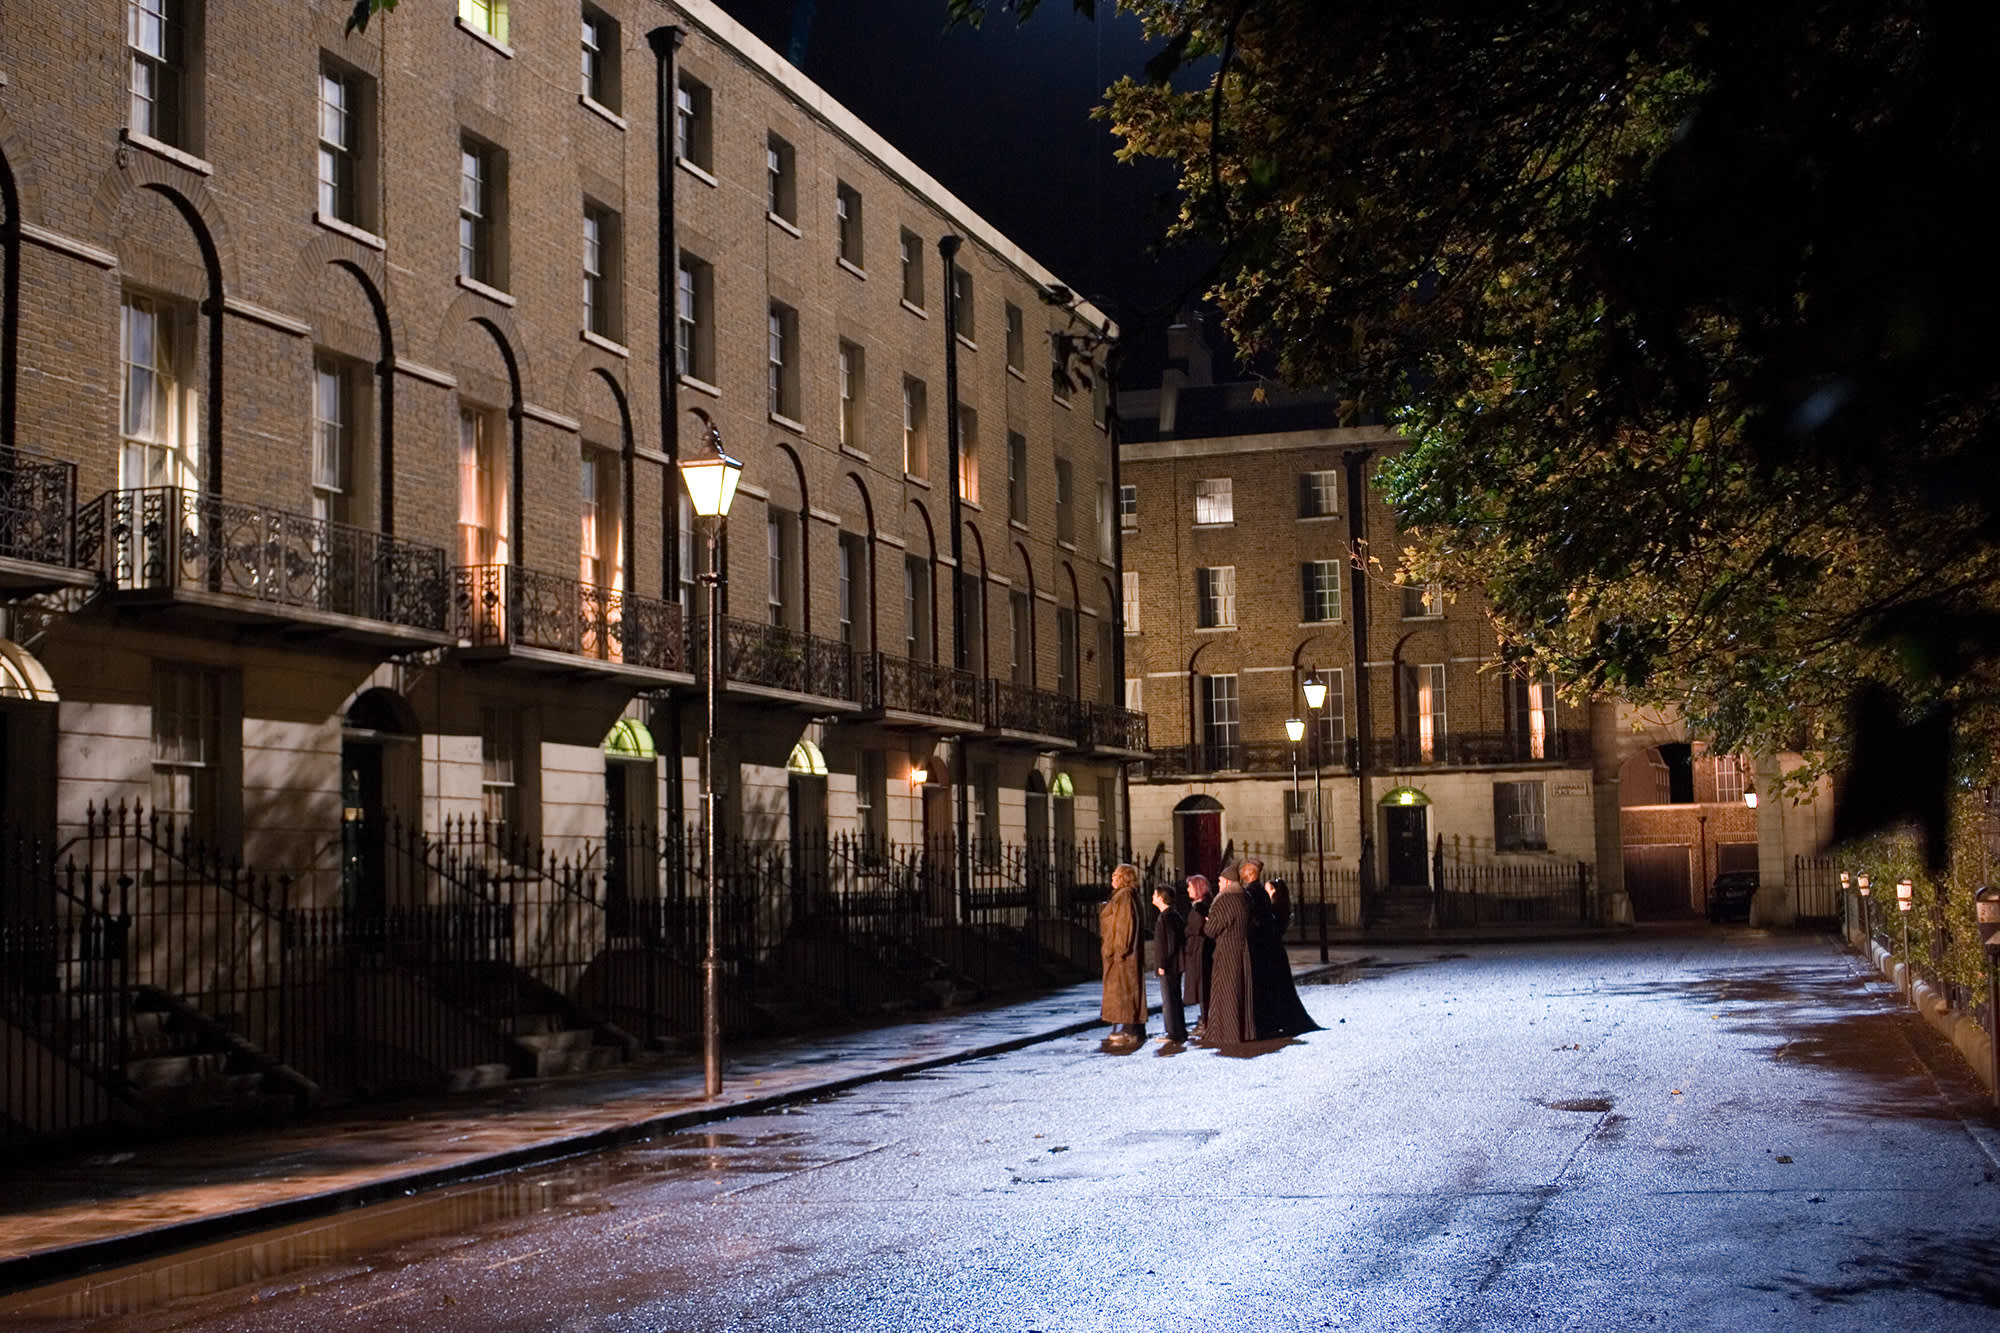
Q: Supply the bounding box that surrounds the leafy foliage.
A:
[961,1,2000,825]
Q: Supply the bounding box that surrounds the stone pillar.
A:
[1750,753,1797,927]
[1589,699,1633,924]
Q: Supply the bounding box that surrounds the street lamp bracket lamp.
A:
[1896,878,1914,912]
[681,407,744,518]
[1301,676,1328,711]
[1284,717,1305,744]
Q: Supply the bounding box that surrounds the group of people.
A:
[1098,857,1320,1049]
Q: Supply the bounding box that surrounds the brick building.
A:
[1119,320,1624,925]
[0,0,1143,1132]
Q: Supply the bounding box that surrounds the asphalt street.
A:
[8,928,2000,1332]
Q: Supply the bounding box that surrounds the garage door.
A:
[1623,844,1694,920]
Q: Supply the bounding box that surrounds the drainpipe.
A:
[1344,448,1376,908]
[1104,337,1132,858]
[647,24,687,835]
[939,235,968,902]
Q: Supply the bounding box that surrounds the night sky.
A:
[714,0,1219,384]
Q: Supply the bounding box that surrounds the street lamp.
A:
[1285,717,1305,882]
[1976,886,2000,1109]
[681,406,742,1099]
[1896,877,1915,1003]
[1856,872,1872,949]
[1301,673,1329,962]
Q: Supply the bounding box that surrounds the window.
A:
[1308,668,1347,765]
[1194,477,1234,525]
[1494,780,1548,851]
[1299,469,1339,518]
[1008,432,1028,523]
[459,136,506,289]
[904,555,933,663]
[767,302,799,420]
[1092,365,1108,429]
[1124,676,1142,711]
[480,705,523,835]
[457,406,508,567]
[1055,459,1074,543]
[1121,571,1139,633]
[961,570,987,676]
[1097,617,1117,704]
[767,514,786,626]
[580,6,620,111]
[766,133,795,222]
[1302,559,1342,622]
[1010,591,1032,686]
[900,230,925,308]
[1097,481,1114,562]
[956,404,979,503]
[838,340,864,449]
[1201,674,1240,768]
[129,0,198,150]
[1400,663,1448,761]
[1056,607,1077,697]
[1196,566,1236,629]
[951,264,975,341]
[317,64,374,229]
[674,73,712,171]
[121,293,197,491]
[836,182,864,267]
[312,353,368,526]
[857,750,887,848]
[1402,580,1444,618]
[1119,483,1137,528]
[973,764,1000,867]
[1005,303,1025,371]
[838,531,869,651]
[153,662,226,841]
[579,446,620,589]
[459,0,508,43]
[583,203,622,340]
[1712,753,1745,804]
[1050,330,1071,402]
[1507,675,1558,761]
[676,490,695,616]
[675,252,714,383]
[901,376,928,477]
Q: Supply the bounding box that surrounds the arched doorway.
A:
[603,718,659,926]
[1174,793,1224,886]
[1380,786,1432,889]
[1025,770,1051,907]
[787,739,829,911]
[343,687,418,913]
[0,639,58,912]
[917,749,952,912]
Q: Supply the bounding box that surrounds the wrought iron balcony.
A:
[452,564,686,681]
[1081,702,1149,757]
[697,615,857,704]
[1365,729,1588,769]
[77,487,449,644]
[0,450,90,592]
[984,680,1082,747]
[858,652,982,728]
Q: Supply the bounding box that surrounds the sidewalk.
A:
[0,948,1353,1294]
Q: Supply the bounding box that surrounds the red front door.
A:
[1182,812,1223,885]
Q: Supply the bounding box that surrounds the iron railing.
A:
[1433,858,1596,926]
[1081,702,1149,753]
[77,487,448,631]
[0,450,78,569]
[1366,730,1589,769]
[985,680,1080,741]
[452,564,685,673]
[860,651,981,724]
[699,615,857,701]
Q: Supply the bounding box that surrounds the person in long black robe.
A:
[1151,886,1188,1043]
[1182,874,1214,1033]
[1245,871,1320,1038]
[1201,873,1257,1046]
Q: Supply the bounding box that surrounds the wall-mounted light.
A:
[910,764,929,786]
[1743,789,1759,810]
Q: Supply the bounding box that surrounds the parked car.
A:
[1708,869,1759,923]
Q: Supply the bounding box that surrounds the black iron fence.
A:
[1081,701,1149,754]
[1366,730,1590,769]
[1218,838,1365,942]
[0,449,77,569]
[860,652,981,724]
[77,487,448,631]
[986,680,1079,740]
[452,564,684,672]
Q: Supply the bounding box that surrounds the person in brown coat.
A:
[1099,862,1146,1038]
[1182,873,1214,1034]
[1201,869,1258,1046]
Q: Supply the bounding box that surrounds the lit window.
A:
[457,405,508,567]
[956,404,979,504]
[579,446,620,591]
[120,292,198,492]
[1402,580,1444,618]
[1121,571,1139,633]
[1495,781,1548,851]
[1401,663,1448,761]
[459,0,508,43]
[1194,478,1234,525]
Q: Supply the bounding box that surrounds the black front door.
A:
[341,741,386,915]
[1384,805,1429,888]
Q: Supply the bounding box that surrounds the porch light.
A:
[910,764,929,785]
[1285,718,1305,744]
[680,408,743,518]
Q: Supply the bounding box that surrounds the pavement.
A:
[0,946,1362,1294]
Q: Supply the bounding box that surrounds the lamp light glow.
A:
[910,765,929,786]
[1857,873,1871,897]
[1897,877,1914,911]
[1302,676,1327,710]
[1285,717,1305,744]
[680,409,743,517]
[1743,790,1759,809]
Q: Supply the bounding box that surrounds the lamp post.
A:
[1302,673,1329,962]
[1857,872,1871,948]
[1285,716,1305,883]
[680,407,742,1099]
[1975,886,2000,1109]
[1896,877,1915,1004]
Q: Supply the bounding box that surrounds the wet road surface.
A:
[6,929,2000,1331]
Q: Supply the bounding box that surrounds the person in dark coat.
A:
[1201,870,1257,1046]
[1242,864,1320,1039]
[1182,873,1214,1035]
[1151,885,1188,1043]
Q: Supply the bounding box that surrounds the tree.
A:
[959,0,2000,852]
